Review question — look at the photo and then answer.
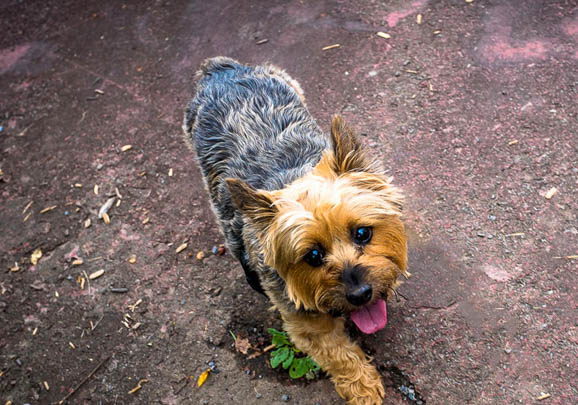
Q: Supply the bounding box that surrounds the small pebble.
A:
[281,394,290,402]
[256,393,263,399]
[64,210,70,216]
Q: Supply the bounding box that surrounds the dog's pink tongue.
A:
[350,299,387,334]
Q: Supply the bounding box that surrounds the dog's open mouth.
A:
[350,298,387,334]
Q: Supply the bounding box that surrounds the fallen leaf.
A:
[31,249,43,265]
[197,369,210,387]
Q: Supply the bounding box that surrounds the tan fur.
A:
[229,116,408,404]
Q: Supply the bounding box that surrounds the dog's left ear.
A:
[225,178,277,230]
[330,115,371,173]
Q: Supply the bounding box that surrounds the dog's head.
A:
[226,116,408,333]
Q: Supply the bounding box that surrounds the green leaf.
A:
[270,347,290,369]
[289,358,309,379]
[281,350,294,369]
[271,334,290,347]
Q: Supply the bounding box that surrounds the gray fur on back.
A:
[183,57,330,281]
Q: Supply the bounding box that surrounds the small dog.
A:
[183,57,408,405]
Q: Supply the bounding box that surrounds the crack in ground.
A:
[379,364,426,404]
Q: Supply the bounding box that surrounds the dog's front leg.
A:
[282,312,384,405]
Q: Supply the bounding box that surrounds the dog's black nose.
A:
[346,284,373,306]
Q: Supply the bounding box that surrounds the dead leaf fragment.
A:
[544,187,557,199]
[102,212,110,224]
[175,243,188,253]
[197,369,210,387]
[196,251,205,261]
[235,337,251,355]
[9,262,20,272]
[31,249,43,265]
[89,269,105,280]
[376,31,391,39]
[84,218,92,228]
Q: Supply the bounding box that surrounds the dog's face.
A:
[227,116,408,331]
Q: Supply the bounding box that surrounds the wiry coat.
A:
[183,57,330,298]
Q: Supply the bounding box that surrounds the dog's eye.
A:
[353,226,373,245]
[304,247,325,267]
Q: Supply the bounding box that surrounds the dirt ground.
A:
[1,0,576,404]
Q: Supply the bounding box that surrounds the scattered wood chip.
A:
[22,201,34,214]
[544,187,557,199]
[131,322,141,330]
[102,212,110,224]
[94,184,99,195]
[433,30,441,35]
[128,379,149,394]
[505,232,525,237]
[405,69,419,74]
[196,251,205,261]
[74,183,83,188]
[246,351,263,360]
[55,291,59,298]
[31,249,43,265]
[256,39,269,45]
[322,43,340,51]
[128,299,142,312]
[40,205,57,214]
[23,212,32,222]
[128,255,136,264]
[508,139,518,145]
[376,32,391,39]
[465,0,474,3]
[175,243,188,254]
[69,342,76,349]
[416,14,423,24]
[84,218,92,228]
[78,276,86,289]
[94,89,104,94]
[121,145,133,152]
[43,381,50,391]
[32,327,38,336]
[197,369,210,388]
[168,168,173,177]
[98,197,116,219]
[536,393,550,400]
[72,259,84,266]
[89,269,105,280]
[142,217,150,225]
[9,262,20,272]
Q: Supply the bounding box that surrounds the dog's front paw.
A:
[334,364,385,405]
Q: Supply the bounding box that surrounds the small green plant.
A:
[267,328,321,380]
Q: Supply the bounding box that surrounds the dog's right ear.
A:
[225,178,278,229]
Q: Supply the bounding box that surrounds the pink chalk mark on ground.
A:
[385,0,428,28]
[481,264,512,282]
[0,44,31,74]
[484,39,548,63]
